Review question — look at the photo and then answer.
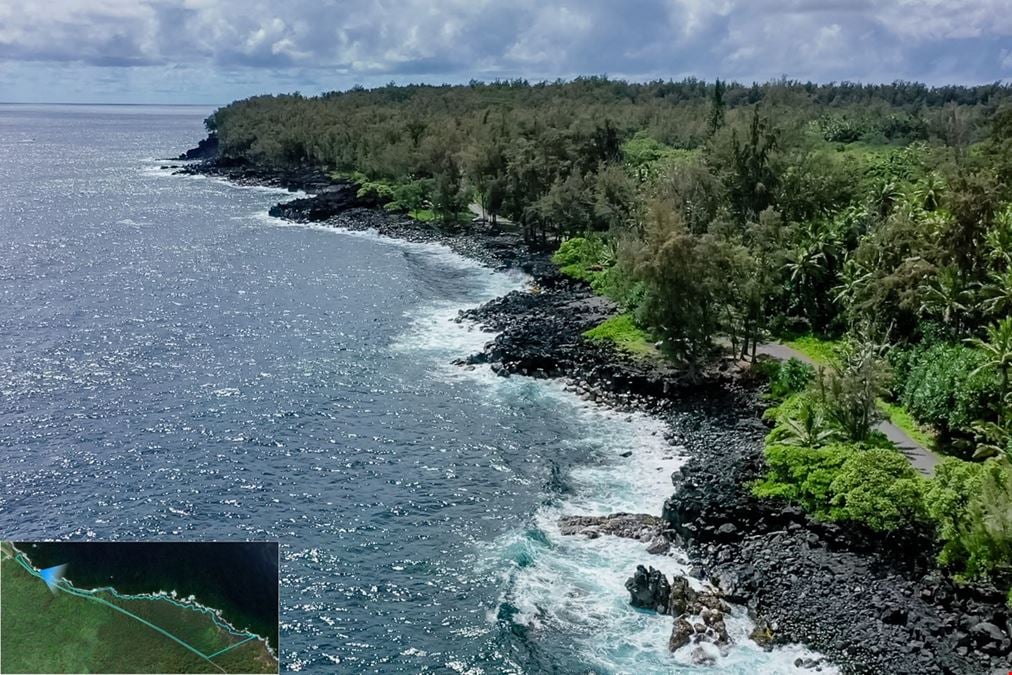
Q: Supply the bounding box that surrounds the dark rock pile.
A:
[176,133,219,160]
[172,152,333,193]
[457,276,731,412]
[266,182,378,220]
[625,566,733,663]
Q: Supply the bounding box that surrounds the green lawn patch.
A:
[783,334,842,366]
[408,208,436,222]
[584,314,662,360]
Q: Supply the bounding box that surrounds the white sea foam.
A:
[141,164,309,198]
[488,396,838,673]
[390,248,837,672]
[233,180,834,673]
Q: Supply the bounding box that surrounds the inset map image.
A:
[0,541,279,674]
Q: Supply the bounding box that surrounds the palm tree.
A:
[780,399,840,447]
[913,172,943,212]
[968,317,1012,424]
[920,266,974,337]
[985,205,1012,266]
[980,268,1012,318]
[870,180,901,219]
[786,221,843,324]
[970,418,1012,460]
[832,258,873,312]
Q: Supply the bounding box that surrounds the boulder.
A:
[625,565,671,613]
[177,134,219,160]
[667,575,697,616]
[970,621,1008,655]
[669,617,695,651]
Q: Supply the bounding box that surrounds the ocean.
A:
[0,103,828,673]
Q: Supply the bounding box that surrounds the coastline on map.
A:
[0,540,279,674]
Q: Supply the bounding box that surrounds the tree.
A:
[707,78,726,136]
[537,171,594,240]
[817,336,890,443]
[725,106,778,226]
[485,177,505,231]
[592,164,637,232]
[968,317,1012,425]
[981,268,1012,319]
[432,159,466,223]
[784,220,844,330]
[920,266,975,338]
[626,201,730,374]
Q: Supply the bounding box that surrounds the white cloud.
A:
[0,0,1007,102]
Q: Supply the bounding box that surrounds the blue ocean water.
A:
[0,104,829,673]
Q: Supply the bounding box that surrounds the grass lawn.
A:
[408,208,436,222]
[584,314,664,361]
[783,333,842,365]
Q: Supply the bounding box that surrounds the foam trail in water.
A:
[141,164,310,198]
[395,256,836,672]
[248,199,835,673]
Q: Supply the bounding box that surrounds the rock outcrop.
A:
[624,567,732,659]
[176,134,219,160]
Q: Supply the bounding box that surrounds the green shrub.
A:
[755,441,927,532]
[750,357,781,382]
[385,178,432,213]
[886,344,923,399]
[762,392,815,426]
[552,236,610,284]
[753,443,855,516]
[901,343,1000,441]
[771,358,815,399]
[356,179,395,202]
[828,449,928,531]
[925,458,1012,581]
[816,339,890,443]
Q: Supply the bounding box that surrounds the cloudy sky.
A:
[0,0,1009,104]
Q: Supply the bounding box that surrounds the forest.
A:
[205,77,1012,596]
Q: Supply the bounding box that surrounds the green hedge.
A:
[926,458,1012,581]
[754,443,927,532]
[899,343,1000,442]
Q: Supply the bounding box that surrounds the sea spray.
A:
[390,238,837,673]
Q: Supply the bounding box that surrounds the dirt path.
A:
[756,342,942,476]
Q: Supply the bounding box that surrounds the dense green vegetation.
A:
[205,77,1012,591]
[756,355,1012,596]
[583,314,660,360]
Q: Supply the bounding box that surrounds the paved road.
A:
[756,342,942,476]
[468,202,512,226]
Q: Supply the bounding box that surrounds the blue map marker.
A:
[38,564,67,593]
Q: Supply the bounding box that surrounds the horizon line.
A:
[0,101,222,107]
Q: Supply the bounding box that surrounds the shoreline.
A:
[169,155,1010,674]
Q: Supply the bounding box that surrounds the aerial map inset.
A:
[0,541,279,674]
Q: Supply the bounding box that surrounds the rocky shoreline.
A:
[170,152,1011,674]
